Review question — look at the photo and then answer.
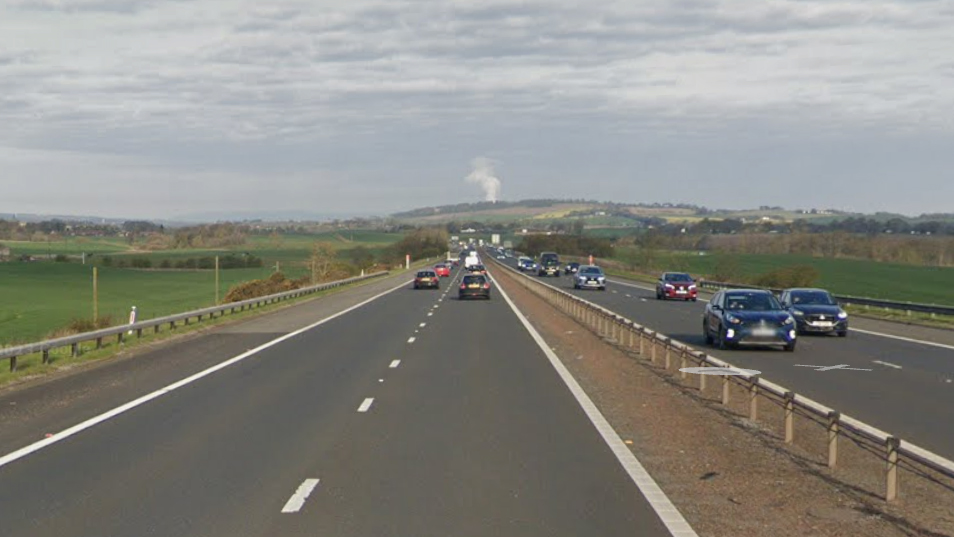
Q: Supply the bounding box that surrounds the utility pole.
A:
[215,256,220,305]
[93,267,98,321]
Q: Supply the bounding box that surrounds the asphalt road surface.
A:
[496,254,954,460]
[0,264,685,537]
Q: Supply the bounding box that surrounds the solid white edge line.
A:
[872,360,903,370]
[389,360,401,368]
[487,271,699,537]
[281,478,320,513]
[0,278,412,471]
[852,327,954,351]
[357,398,375,413]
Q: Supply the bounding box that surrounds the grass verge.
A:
[0,261,430,391]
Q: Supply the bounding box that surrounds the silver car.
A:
[573,265,606,290]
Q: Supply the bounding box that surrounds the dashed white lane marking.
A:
[0,278,411,471]
[487,271,700,537]
[625,294,632,298]
[873,360,903,370]
[420,323,426,327]
[407,337,416,343]
[427,312,433,317]
[357,398,375,412]
[389,360,401,368]
[281,479,320,513]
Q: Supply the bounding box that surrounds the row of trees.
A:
[516,235,613,258]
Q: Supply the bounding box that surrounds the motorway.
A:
[495,254,954,460]
[0,266,686,537]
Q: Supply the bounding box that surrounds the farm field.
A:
[611,250,954,305]
[0,263,279,345]
[0,230,407,346]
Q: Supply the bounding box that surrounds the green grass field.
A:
[613,250,954,304]
[0,263,281,345]
[0,229,408,346]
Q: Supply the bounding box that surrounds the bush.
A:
[54,254,69,262]
[223,272,300,303]
[47,315,115,339]
[160,259,172,269]
[102,256,113,267]
[130,257,152,268]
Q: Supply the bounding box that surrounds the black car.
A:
[702,289,797,351]
[564,262,580,275]
[779,288,848,337]
[459,274,491,300]
[538,251,561,277]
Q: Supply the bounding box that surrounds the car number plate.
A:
[468,284,480,288]
[752,327,775,336]
[676,289,687,294]
[814,321,833,327]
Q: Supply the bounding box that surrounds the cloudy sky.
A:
[2,0,953,219]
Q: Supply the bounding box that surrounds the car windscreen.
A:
[790,291,836,305]
[665,273,692,282]
[462,275,486,284]
[417,271,436,277]
[724,292,781,311]
[579,267,603,275]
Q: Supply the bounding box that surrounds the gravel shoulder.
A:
[494,264,954,537]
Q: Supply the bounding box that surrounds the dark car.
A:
[413,270,440,290]
[779,288,848,337]
[459,274,491,300]
[573,265,606,290]
[517,257,536,272]
[564,262,580,275]
[466,264,487,275]
[537,251,561,277]
[656,272,698,301]
[702,289,797,351]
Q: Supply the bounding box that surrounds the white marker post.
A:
[127,306,137,335]
[406,254,410,270]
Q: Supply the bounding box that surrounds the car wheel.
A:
[837,330,848,338]
[692,298,697,302]
[718,326,731,350]
[784,340,797,352]
[703,321,714,345]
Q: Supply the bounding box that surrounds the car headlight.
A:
[792,309,804,316]
[837,311,848,319]
[782,316,795,325]
[688,284,696,290]
[725,313,742,325]
[664,283,674,289]
[598,276,605,281]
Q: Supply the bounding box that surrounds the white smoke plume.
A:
[465,157,502,202]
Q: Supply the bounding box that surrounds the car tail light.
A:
[460,284,466,289]
[483,283,490,289]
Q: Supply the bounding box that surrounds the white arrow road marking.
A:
[794,364,873,372]
[389,360,401,368]
[873,360,903,370]
[281,479,320,513]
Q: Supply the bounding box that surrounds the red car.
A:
[434,264,451,277]
[656,272,698,301]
